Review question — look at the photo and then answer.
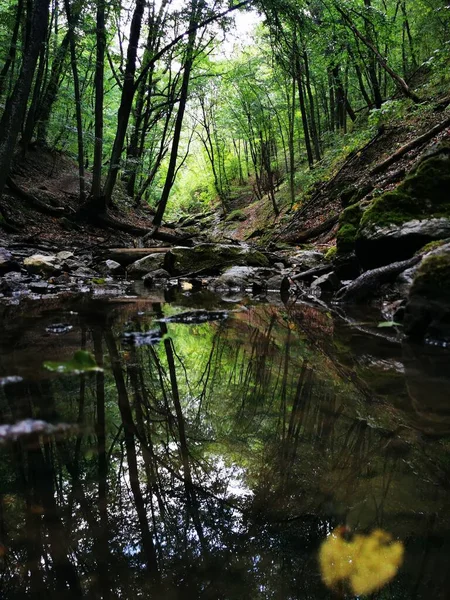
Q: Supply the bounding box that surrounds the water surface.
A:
[0,291,449,599]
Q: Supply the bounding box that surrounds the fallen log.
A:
[335,255,421,303]
[6,177,67,216]
[370,115,450,176]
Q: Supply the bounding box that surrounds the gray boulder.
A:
[99,259,123,276]
[310,271,340,293]
[142,269,171,287]
[289,250,325,271]
[127,253,166,277]
[210,266,275,291]
[357,218,450,269]
[166,244,269,276]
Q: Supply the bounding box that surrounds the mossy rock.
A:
[165,244,269,275]
[325,246,337,261]
[356,151,450,267]
[336,202,363,254]
[225,209,247,222]
[361,153,450,229]
[404,246,450,342]
[339,183,372,208]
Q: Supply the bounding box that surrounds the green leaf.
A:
[377,321,402,328]
[43,350,103,374]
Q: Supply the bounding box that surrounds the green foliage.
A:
[43,350,103,375]
[368,100,413,128]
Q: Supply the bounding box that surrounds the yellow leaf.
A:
[319,526,404,596]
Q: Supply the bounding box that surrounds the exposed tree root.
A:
[6,176,67,216]
[291,264,333,282]
[336,255,421,303]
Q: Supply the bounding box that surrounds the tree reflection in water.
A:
[0,299,450,598]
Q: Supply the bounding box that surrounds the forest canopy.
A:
[0,0,449,226]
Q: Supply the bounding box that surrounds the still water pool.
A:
[0,289,449,599]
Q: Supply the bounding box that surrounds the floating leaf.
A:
[43,350,103,374]
[319,526,404,596]
[377,320,402,328]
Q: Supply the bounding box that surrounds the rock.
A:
[142,269,171,287]
[210,266,275,291]
[29,280,50,293]
[289,250,325,271]
[0,272,29,296]
[354,150,450,268]
[310,271,340,293]
[333,252,361,280]
[0,248,20,275]
[71,266,98,278]
[336,203,363,255]
[61,258,85,271]
[266,273,285,291]
[24,253,59,275]
[98,259,123,276]
[166,244,269,276]
[127,253,166,277]
[56,251,74,261]
[357,218,450,269]
[404,245,450,344]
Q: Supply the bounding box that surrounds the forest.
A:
[0,0,450,598]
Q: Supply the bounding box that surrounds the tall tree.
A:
[0,0,50,199]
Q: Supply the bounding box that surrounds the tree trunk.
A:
[0,0,50,199]
[335,2,421,104]
[0,0,24,99]
[102,0,146,206]
[91,0,106,205]
[295,57,314,168]
[153,0,200,227]
[65,0,85,201]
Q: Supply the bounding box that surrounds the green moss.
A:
[225,209,247,222]
[325,246,337,261]
[411,252,450,299]
[336,202,363,254]
[360,155,450,229]
[416,239,448,255]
